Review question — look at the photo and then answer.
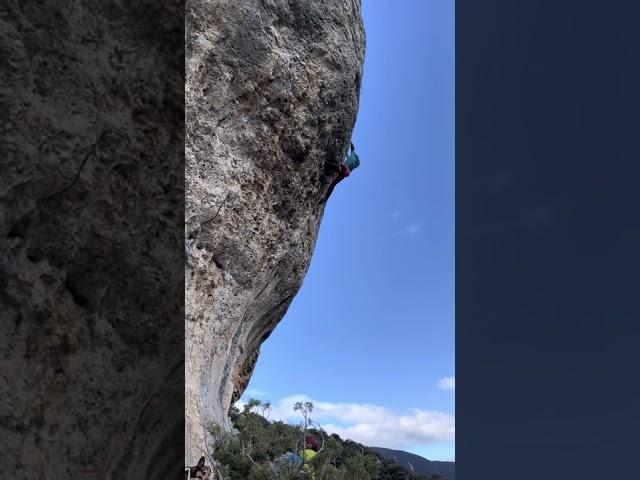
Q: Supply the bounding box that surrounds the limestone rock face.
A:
[0,2,183,478]
[185,0,365,464]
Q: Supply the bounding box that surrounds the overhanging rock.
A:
[185,0,366,465]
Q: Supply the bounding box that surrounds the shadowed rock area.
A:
[185,0,365,465]
[0,1,184,477]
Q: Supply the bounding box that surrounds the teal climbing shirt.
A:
[345,150,360,171]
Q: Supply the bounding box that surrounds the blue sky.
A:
[242,0,455,462]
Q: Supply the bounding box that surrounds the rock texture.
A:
[0,2,183,478]
[185,0,365,465]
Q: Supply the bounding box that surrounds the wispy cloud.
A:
[249,394,454,450]
[396,224,421,236]
[391,209,402,219]
[245,388,268,398]
[437,377,455,391]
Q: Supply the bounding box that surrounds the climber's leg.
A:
[315,163,351,207]
[318,181,337,205]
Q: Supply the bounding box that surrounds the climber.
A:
[302,434,321,478]
[304,434,320,457]
[318,142,360,205]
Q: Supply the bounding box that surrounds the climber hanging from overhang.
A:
[318,142,360,206]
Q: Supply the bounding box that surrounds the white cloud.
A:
[437,377,455,391]
[405,224,421,234]
[267,395,454,450]
[394,224,421,236]
[391,209,402,219]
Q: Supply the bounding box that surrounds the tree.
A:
[244,398,262,415]
[293,401,314,437]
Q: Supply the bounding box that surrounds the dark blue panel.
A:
[457,1,640,478]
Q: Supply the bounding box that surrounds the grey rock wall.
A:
[185,0,365,465]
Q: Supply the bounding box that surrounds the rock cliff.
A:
[185,0,365,464]
[0,2,183,477]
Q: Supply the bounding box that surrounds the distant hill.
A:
[370,447,455,480]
